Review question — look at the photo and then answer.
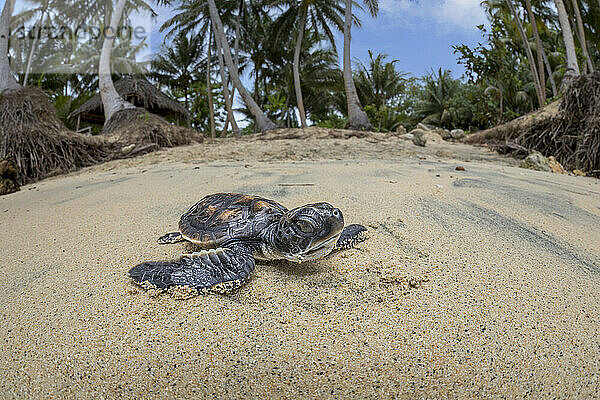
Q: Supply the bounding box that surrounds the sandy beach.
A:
[1,133,599,398]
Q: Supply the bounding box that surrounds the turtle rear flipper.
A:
[129,243,255,295]
[334,224,367,251]
[158,231,185,244]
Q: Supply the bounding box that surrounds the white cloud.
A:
[378,0,486,34]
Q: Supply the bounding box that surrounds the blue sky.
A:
[140,0,488,80]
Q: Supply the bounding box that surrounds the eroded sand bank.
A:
[1,135,599,398]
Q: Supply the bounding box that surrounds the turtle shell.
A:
[179,193,288,247]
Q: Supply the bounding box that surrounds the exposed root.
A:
[102,107,201,151]
[463,73,600,177]
[0,87,109,185]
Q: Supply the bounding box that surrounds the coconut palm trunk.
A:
[570,0,594,72]
[23,0,49,86]
[212,23,239,136]
[98,0,135,123]
[293,8,308,128]
[0,0,20,92]
[506,0,544,107]
[542,49,558,97]
[554,0,580,79]
[523,0,546,104]
[207,28,216,138]
[206,0,276,132]
[343,0,372,130]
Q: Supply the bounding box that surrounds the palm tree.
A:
[206,26,216,138]
[264,28,343,127]
[522,0,545,103]
[570,0,594,72]
[151,32,203,110]
[354,51,407,130]
[343,0,377,130]
[505,0,544,106]
[273,0,344,128]
[98,0,136,123]
[0,0,20,92]
[416,68,460,128]
[554,0,580,80]
[207,0,277,131]
[211,21,240,135]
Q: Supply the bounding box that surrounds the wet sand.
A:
[1,133,599,398]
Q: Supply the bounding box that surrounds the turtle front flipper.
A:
[334,224,367,251]
[157,231,185,244]
[129,243,255,295]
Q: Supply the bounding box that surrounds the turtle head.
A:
[273,202,344,263]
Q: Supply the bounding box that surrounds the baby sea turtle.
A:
[129,193,367,295]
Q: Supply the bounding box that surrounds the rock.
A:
[409,128,443,145]
[520,151,551,172]
[411,129,427,147]
[547,156,566,174]
[441,130,453,140]
[396,125,407,135]
[455,166,466,171]
[450,129,466,140]
[572,169,587,177]
[0,157,20,196]
[400,133,414,140]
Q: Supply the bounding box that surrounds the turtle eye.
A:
[296,220,314,234]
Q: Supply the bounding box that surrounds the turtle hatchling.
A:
[129,193,367,295]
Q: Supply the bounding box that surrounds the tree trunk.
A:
[507,0,544,107]
[0,0,20,92]
[523,0,546,104]
[542,49,558,97]
[499,85,503,124]
[570,0,594,72]
[207,0,277,132]
[23,0,49,86]
[343,0,372,130]
[212,23,239,137]
[554,0,580,80]
[98,0,135,124]
[293,8,308,128]
[228,5,241,136]
[207,28,216,139]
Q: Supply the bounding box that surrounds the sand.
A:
[1,131,599,398]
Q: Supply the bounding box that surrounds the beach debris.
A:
[519,151,551,172]
[0,157,20,196]
[400,133,414,140]
[573,169,587,176]
[278,183,315,187]
[129,193,368,297]
[455,166,466,171]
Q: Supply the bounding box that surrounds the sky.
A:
[139,0,488,80]
[8,0,488,79]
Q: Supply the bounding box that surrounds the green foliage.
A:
[353,51,407,131]
[315,113,347,129]
[189,81,226,133]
